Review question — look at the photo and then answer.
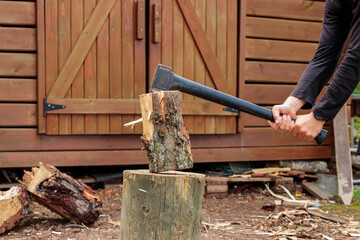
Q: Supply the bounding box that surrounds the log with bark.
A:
[20,162,102,225]
[140,91,193,172]
[0,186,29,234]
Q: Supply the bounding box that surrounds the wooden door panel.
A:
[149,0,238,134]
[38,0,146,135]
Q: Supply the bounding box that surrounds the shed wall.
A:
[0,0,333,168]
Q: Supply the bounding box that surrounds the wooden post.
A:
[20,162,102,224]
[0,187,29,234]
[140,91,193,172]
[120,170,205,240]
[333,105,353,205]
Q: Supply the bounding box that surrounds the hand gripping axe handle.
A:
[150,64,328,145]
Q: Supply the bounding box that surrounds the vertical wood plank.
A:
[37,0,46,134]
[97,17,110,134]
[58,0,72,134]
[183,0,195,133]
[162,0,172,67]
[215,0,227,134]
[173,0,184,96]
[205,0,216,134]
[134,0,146,134]
[237,0,246,132]
[45,0,59,134]
[71,0,85,134]
[193,0,206,134]
[148,0,161,91]
[109,0,122,134]
[226,0,237,134]
[333,105,353,205]
[84,0,97,134]
[122,0,135,134]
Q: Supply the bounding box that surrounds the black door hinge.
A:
[44,98,66,116]
[223,107,241,118]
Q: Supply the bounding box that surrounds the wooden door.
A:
[149,0,238,134]
[37,0,146,135]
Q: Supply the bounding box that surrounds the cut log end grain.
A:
[0,186,29,234]
[140,91,193,173]
[20,162,102,225]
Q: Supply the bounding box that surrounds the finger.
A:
[268,121,278,130]
[284,115,293,132]
[273,108,280,123]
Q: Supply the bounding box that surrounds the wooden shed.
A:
[0,0,335,168]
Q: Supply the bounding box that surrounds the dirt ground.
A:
[1,182,359,240]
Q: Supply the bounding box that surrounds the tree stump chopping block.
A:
[120,170,205,240]
[20,162,102,225]
[140,91,193,172]
[0,187,29,234]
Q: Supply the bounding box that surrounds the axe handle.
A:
[170,73,327,145]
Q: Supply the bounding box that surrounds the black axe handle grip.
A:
[168,72,327,145]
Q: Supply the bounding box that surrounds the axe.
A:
[150,64,328,145]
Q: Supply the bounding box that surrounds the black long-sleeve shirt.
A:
[290,0,360,121]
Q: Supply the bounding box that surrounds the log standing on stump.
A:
[20,162,102,225]
[0,187,29,234]
[140,91,193,172]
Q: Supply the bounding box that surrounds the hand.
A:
[268,96,305,133]
[268,105,295,132]
[291,112,325,141]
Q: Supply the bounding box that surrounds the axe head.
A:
[150,64,175,92]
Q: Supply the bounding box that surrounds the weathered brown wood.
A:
[136,0,145,39]
[177,0,228,93]
[0,1,35,25]
[0,145,331,168]
[244,84,329,105]
[58,0,72,135]
[21,162,102,224]
[246,17,322,42]
[246,39,318,62]
[140,91,193,172]
[120,170,205,240]
[152,3,161,42]
[0,53,36,77]
[333,105,353,205]
[44,98,236,115]
[0,104,36,127]
[0,28,36,51]
[70,0,85,134]
[109,0,123,134]
[246,0,325,22]
[302,182,333,200]
[237,0,247,132]
[47,0,116,99]
[0,127,332,152]
[83,0,97,134]
[0,187,29,234]
[37,0,46,133]
[245,61,307,84]
[0,79,36,102]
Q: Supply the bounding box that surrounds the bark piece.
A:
[120,170,205,240]
[140,91,193,172]
[0,186,29,234]
[20,162,102,225]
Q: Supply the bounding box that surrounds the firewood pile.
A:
[0,162,102,235]
[205,167,324,199]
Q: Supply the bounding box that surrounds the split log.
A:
[120,170,205,240]
[20,162,102,225]
[0,187,29,234]
[140,91,193,172]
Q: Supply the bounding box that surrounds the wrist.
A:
[283,96,306,112]
[312,112,326,122]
